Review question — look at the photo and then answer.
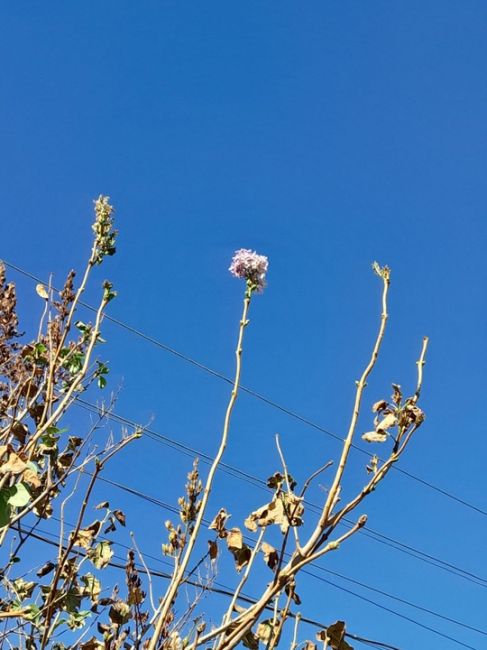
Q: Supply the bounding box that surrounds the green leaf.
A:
[13,578,37,601]
[88,541,113,569]
[0,490,11,527]
[66,610,90,630]
[7,483,31,508]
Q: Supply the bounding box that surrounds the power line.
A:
[21,527,481,650]
[13,527,401,650]
[3,259,486,518]
[75,399,487,590]
[94,474,487,639]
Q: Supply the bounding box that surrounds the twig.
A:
[131,532,157,613]
[275,434,301,551]
[147,287,253,650]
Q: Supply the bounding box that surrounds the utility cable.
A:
[3,259,486,518]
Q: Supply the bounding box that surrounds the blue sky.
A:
[1,2,487,649]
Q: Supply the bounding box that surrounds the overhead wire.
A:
[3,259,486,518]
[9,526,401,650]
[17,526,482,650]
[3,259,486,648]
[93,474,487,639]
[75,399,487,590]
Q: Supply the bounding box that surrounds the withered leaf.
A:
[208,539,218,561]
[303,642,317,650]
[267,471,297,491]
[11,422,28,444]
[109,600,131,625]
[81,573,101,604]
[256,620,280,646]
[112,509,126,526]
[372,400,388,413]
[37,561,56,577]
[68,436,83,450]
[285,580,301,605]
[226,527,251,572]
[376,412,397,432]
[95,501,110,510]
[245,493,304,534]
[261,542,279,571]
[72,520,102,549]
[404,403,425,426]
[362,431,388,443]
[242,631,259,650]
[13,578,36,601]
[391,384,402,405]
[316,621,353,650]
[89,541,113,569]
[2,453,27,475]
[22,468,42,489]
[209,508,230,538]
[36,284,49,300]
[79,638,104,650]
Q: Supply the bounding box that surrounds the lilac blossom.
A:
[229,249,269,292]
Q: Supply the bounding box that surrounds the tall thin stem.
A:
[148,288,253,650]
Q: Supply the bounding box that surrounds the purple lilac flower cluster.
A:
[229,249,269,293]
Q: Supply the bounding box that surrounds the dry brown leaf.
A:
[372,400,388,412]
[261,542,279,571]
[362,431,388,443]
[391,384,402,405]
[245,493,303,534]
[304,642,317,650]
[209,508,230,538]
[226,527,251,572]
[376,412,397,432]
[208,539,218,561]
[2,452,27,475]
[72,520,102,549]
[22,468,42,488]
[36,284,49,300]
[316,621,353,650]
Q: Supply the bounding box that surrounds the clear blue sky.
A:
[1,3,486,649]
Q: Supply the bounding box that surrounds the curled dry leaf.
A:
[79,638,104,650]
[35,284,49,300]
[285,579,301,605]
[226,527,251,572]
[22,468,41,489]
[391,384,402,405]
[376,412,397,432]
[362,430,388,443]
[242,631,259,650]
[316,621,353,650]
[37,561,56,577]
[72,520,102,549]
[208,539,218,561]
[256,619,280,646]
[366,454,379,474]
[303,642,318,650]
[245,493,304,534]
[108,600,131,625]
[261,542,279,571]
[372,400,388,413]
[209,508,231,539]
[403,402,425,426]
[267,471,297,491]
[112,509,126,526]
[1,452,27,475]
